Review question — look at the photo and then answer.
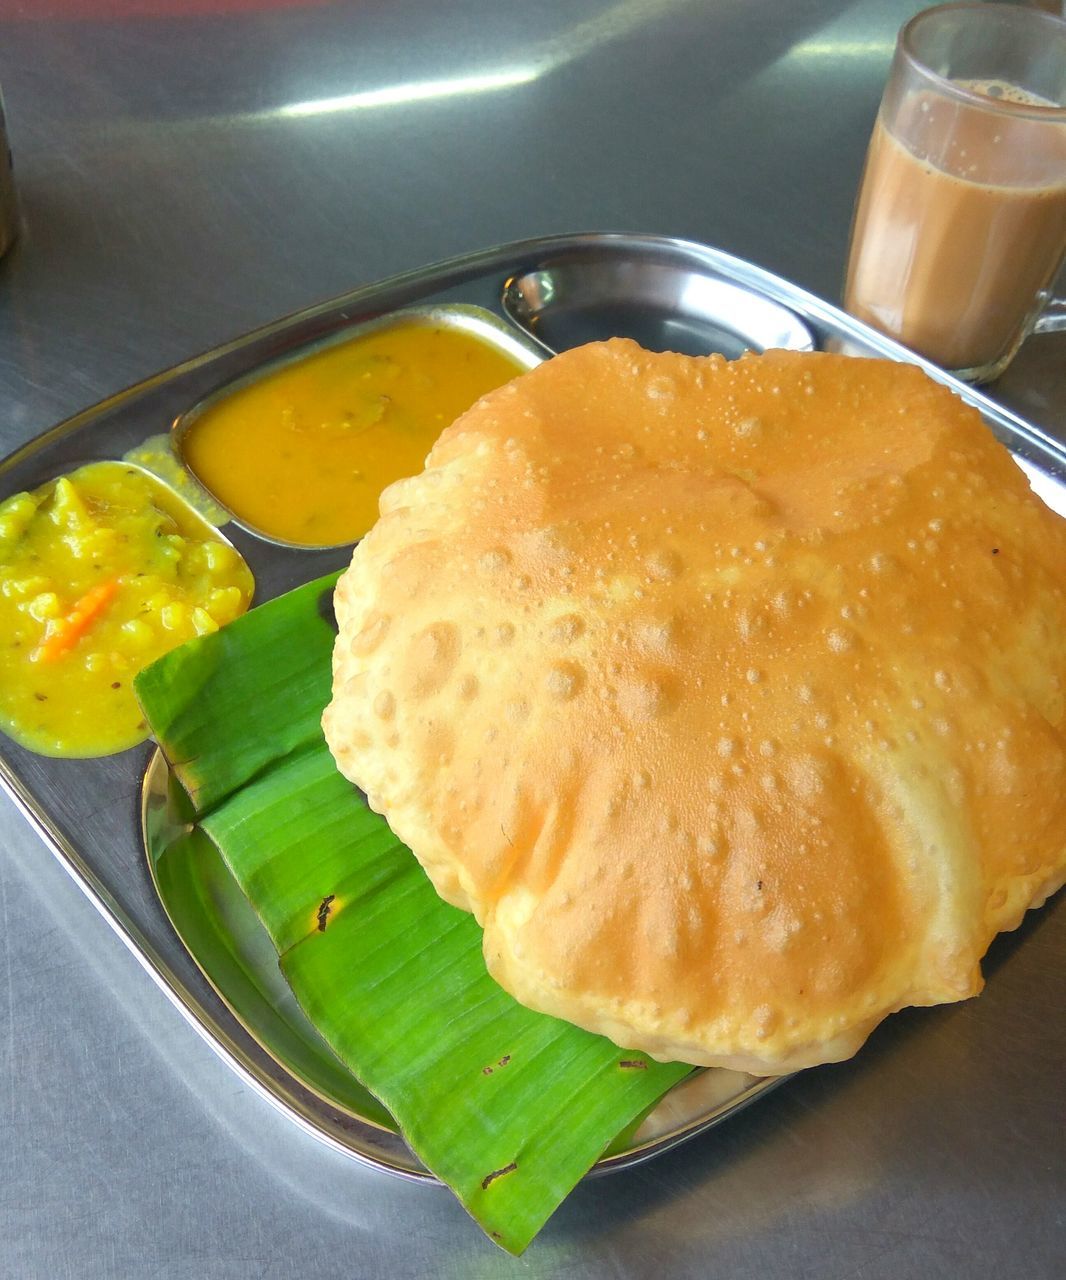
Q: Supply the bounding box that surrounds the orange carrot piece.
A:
[35,579,119,663]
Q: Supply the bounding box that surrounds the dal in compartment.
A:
[178,318,528,547]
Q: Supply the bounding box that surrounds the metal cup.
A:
[0,90,19,261]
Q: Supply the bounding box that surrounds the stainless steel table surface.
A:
[0,3,1063,1278]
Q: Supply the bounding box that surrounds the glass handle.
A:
[1033,296,1066,336]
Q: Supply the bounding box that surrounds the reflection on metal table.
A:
[0,4,1063,1278]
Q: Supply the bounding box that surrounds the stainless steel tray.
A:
[3,232,1065,1184]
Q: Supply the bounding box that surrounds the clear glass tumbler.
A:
[843,3,1066,383]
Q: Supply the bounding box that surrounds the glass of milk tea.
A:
[844,2,1066,384]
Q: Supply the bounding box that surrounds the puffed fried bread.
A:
[323,340,1066,1074]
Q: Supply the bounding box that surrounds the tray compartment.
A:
[171,304,544,551]
[503,252,815,358]
[142,750,785,1176]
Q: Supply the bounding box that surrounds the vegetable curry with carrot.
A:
[0,461,253,756]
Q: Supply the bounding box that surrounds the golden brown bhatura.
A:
[323,340,1066,1074]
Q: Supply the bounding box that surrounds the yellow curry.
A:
[179,319,526,546]
[0,461,254,757]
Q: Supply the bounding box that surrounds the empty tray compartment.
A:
[503,253,815,358]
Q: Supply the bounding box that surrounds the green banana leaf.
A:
[134,572,341,813]
[135,575,690,1254]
